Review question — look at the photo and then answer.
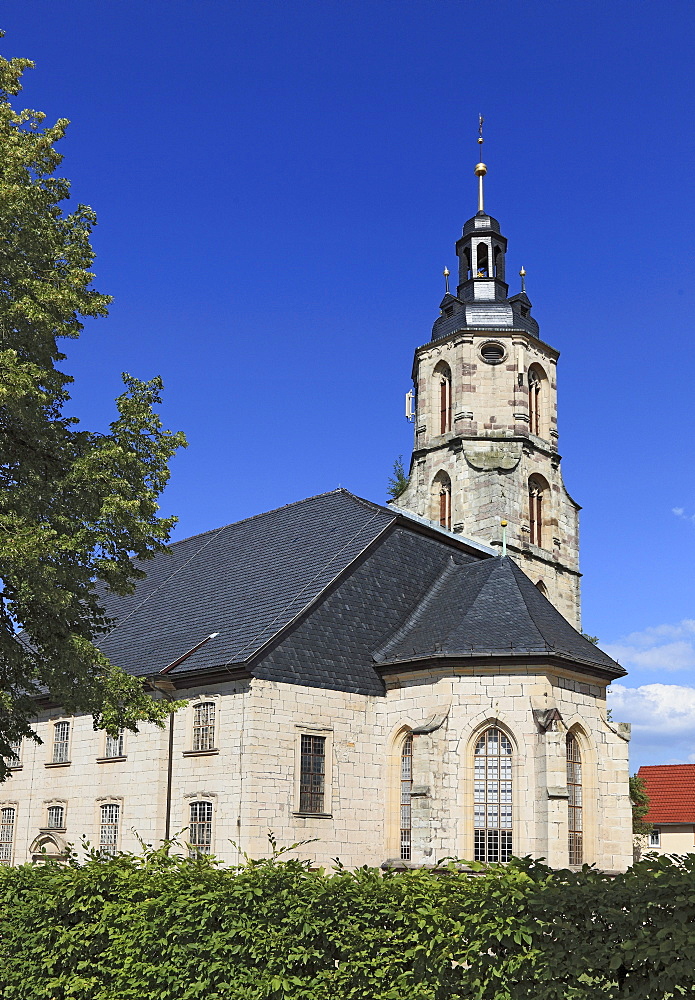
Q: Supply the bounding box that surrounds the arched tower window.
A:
[433,362,452,434]
[431,471,452,530]
[535,580,548,597]
[400,733,413,861]
[528,474,548,548]
[474,727,513,863]
[527,364,547,437]
[566,733,583,865]
[493,245,505,280]
[464,246,472,280]
[476,242,489,277]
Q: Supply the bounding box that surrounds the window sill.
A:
[292,811,333,819]
[45,761,71,768]
[96,756,127,763]
[6,764,22,771]
[182,748,219,757]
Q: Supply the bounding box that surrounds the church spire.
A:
[475,114,487,214]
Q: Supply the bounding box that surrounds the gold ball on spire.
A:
[474,162,487,177]
[519,266,526,276]
[443,266,450,277]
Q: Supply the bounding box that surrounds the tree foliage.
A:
[2,845,695,998]
[387,455,409,501]
[0,39,186,776]
[629,773,652,836]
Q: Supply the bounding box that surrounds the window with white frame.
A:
[188,801,213,856]
[52,721,70,763]
[0,807,16,865]
[104,730,124,758]
[46,805,65,830]
[566,733,583,865]
[7,739,21,766]
[99,803,120,856]
[192,703,216,752]
[474,727,513,863]
[649,828,661,848]
[299,734,326,813]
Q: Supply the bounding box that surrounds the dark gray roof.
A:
[373,556,624,676]
[94,489,623,692]
[96,489,395,677]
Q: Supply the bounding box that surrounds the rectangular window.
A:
[0,807,15,865]
[192,703,216,752]
[649,828,661,848]
[7,740,21,766]
[104,731,124,758]
[189,801,213,856]
[99,803,120,856]
[299,734,326,814]
[47,805,65,830]
[52,721,70,764]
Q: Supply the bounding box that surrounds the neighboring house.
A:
[638,764,695,855]
[0,141,635,872]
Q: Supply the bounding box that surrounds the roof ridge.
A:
[166,489,390,550]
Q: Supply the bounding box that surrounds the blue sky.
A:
[4,1,694,769]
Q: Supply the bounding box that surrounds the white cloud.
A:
[609,684,695,736]
[603,620,695,673]
[672,507,695,524]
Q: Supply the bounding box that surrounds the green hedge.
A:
[1,842,695,999]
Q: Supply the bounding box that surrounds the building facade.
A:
[0,146,634,873]
[637,764,695,857]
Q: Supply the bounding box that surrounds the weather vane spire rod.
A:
[474,114,487,213]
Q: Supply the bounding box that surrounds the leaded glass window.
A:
[47,805,64,830]
[400,734,413,861]
[566,733,583,865]
[193,703,216,752]
[52,722,70,764]
[0,807,15,865]
[99,803,120,856]
[474,727,513,863]
[299,735,325,813]
[105,730,124,758]
[189,801,213,856]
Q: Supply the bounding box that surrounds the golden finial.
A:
[475,114,487,212]
[443,266,450,294]
[519,265,526,294]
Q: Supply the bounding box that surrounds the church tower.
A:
[393,127,581,628]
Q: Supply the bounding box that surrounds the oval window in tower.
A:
[480,341,506,365]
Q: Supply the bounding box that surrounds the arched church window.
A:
[400,733,413,861]
[527,364,546,437]
[566,733,583,865]
[434,362,452,434]
[476,242,489,277]
[474,727,513,863]
[431,471,452,530]
[535,580,548,597]
[528,475,547,548]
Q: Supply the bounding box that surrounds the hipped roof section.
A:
[94,489,623,684]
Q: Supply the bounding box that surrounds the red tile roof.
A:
[638,764,695,825]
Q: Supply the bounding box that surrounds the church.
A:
[0,139,634,872]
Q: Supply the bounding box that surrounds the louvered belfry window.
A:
[299,735,326,813]
[566,733,583,865]
[400,734,413,861]
[528,477,545,548]
[528,369,541,436]
[474,728,513,863]
[440,374,451,434]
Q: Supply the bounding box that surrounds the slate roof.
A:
[372,556,624,674]
[96,490,395,678]
[638,764,695,825]
[93,488,623,692]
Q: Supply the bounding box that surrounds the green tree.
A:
[387,455,410,500]
[629,773,652,836]
[0,39,186,778]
